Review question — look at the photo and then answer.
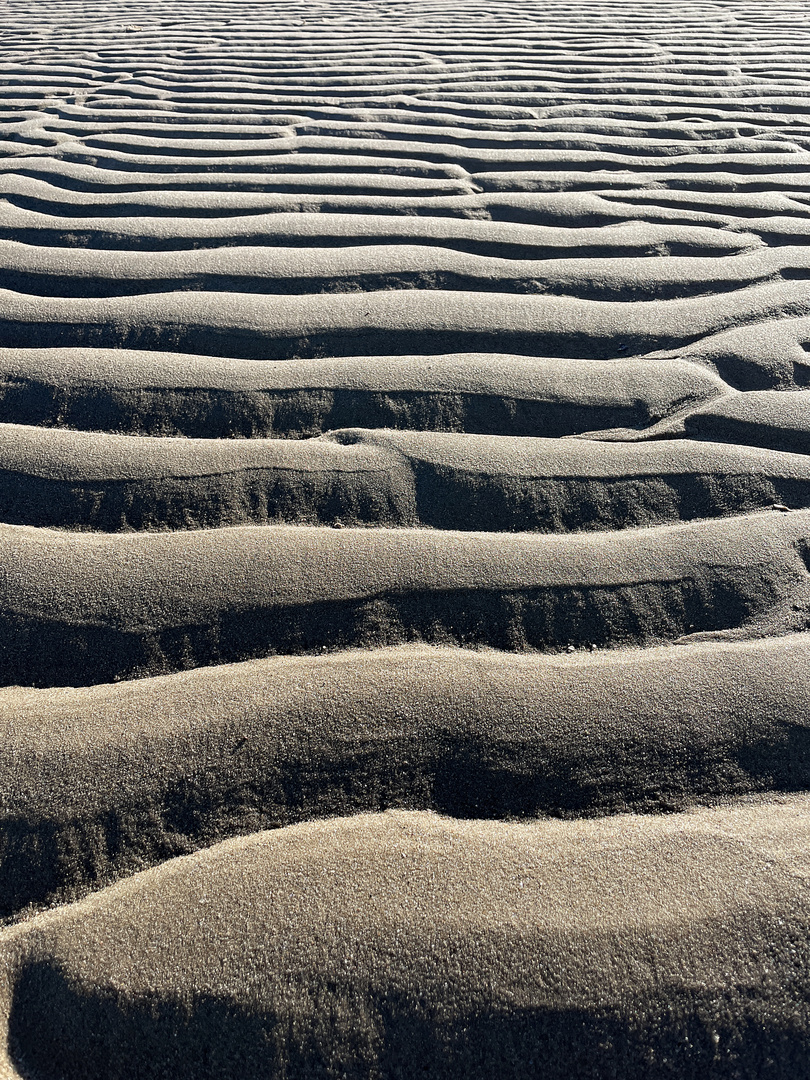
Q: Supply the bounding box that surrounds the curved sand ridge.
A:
[3,0,810,1074]
[1,425,809,530]
[685,390,810,453]
[1,510,810,686]
[0,635,807,919]
[0,348,728,437]
[3,802,810,1079]
[1,284,810,364]
[6,241,808,304]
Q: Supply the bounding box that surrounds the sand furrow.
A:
[669,312,810,387]
[72,130,801,158]
[28,137,810,174]
[684,390,810,454]
[11,148,810,194]
[0,284,807,365]
[5,242,810,302]
[0,203,757,254]
[0,179,793,228]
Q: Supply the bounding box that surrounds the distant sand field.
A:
[1,1,810,1076]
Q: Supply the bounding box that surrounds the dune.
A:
[1,425,809,530]
[3,0,810,1075]
[0,348,727,437]
[0,509,809,685]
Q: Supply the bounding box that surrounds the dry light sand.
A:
[2,0,810,1077]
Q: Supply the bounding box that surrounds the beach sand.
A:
[2,0,810,1076]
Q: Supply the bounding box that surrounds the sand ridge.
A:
[0,348,729,438]
[0,425,809,530]
[0,509,809,685]
[0,635,808,920]
[3,801,810,1078]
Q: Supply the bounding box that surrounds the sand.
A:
[0,348,727,436]
[0,635,808,921]
[2,509,810,685]
[4,803,810,1079]
[2,0,810,1076]
[2,425,810,530]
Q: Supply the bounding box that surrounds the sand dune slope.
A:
[0,635,808,920]
[1,510,809,685]
[2,425,810,530]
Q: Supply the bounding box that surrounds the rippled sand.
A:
[1,1,810,1076]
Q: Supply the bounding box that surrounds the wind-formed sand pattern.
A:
[1,1,810,1076]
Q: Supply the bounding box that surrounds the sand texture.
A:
[4,803,810,1080]
[2,0,810,1076]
